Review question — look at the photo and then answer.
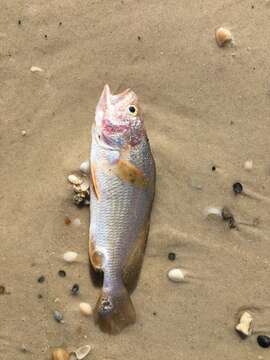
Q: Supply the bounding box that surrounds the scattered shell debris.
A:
[204,206,222,218]
[80,160,90,175]
[244,160,253,171]
[68,174,83,186]
[63,251,78,263]
[235,311,253,337]
[67,173,90,207]
[215,27,233,47]
[30,66,44,72]
[72,345,92,360]
[167,268,186,282]
[52,348,69,360]
[221,207,237,229]
[79,302,93,316]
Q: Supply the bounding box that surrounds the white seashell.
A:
[215,27,233,47]
[68,174,83,185]
[244,160,253,171]
[21,130,26,136]
[63,251,78,263]
[30,66,44,72]
[167,268,186,282]
[73,218,81,227]
[79,302,93,316]
[235,311,253,336]
[74,345,92,359]
[80,160,90,175]
[204,206,222,218]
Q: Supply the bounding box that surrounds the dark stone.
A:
[257,335,270,348]
[168,252,176,261]
[233,182,243,194]
[37,275,45,283]
[58,270,66,277]
[71,283,80,295]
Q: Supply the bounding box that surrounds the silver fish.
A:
[89,85,156,334]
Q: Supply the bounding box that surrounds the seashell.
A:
[21,130,26,136]
[53,310,64,323]
[68,174,83,185]
[73,194,85,207]
[215,27,233,47]
[235,311,253,336]
[30,66,44,72]
[79,302,93,316]
[204,206,222,218]
[80,160,90,175]
[244,160,253,171]
[73,218,81,227]
[63,251,78,263]
[167,268,186,282]
[74,345,92,359]
[52,348,69,360]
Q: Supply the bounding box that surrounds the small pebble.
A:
[37,275,45,283]
[215,27,233,47]
[58,270,66,277]
[0,285,5,295]
[168,252,176,261]
[73,218,81,227]
[53,310,64,323]
[38,294,43,299]
[64,216,71,225]
[257,335,270,348]
[30,66,44,73]
[79,302,93,316]
[21,130,26,136]
[18,19,22,25]
[80,160,90,174]
[244,160,253,171]
[68,174,83,185]
[167,268,186,282]
[233,182,243,194]
[52,348,69,360]
[71,284,80,295]
[63,251,78,263]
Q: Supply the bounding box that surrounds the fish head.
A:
[95,84,145,148]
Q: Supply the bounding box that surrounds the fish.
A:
[89,84,156,334]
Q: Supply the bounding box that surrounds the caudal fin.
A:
[94,287,136,334]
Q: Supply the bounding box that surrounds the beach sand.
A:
[1,1,270,359]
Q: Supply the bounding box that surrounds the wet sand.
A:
[1,1,270,359]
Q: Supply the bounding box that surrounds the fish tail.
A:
[94,285,136,334]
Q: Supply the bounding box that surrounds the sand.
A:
[1,1,270,359]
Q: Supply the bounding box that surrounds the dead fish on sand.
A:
[89,85,156,334]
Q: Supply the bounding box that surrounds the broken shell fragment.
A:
[79,302,93,316]
[244,160,253,171]
[30,66,44,72]
[215,27,233,47]
[235,311,253,337]
[167,268,186,282]
[68,174,83,185]
[52,348,69,360]
[80,160,90,174]
[204,206,222,218]
[74,345,92,360]
[63,251,78,263]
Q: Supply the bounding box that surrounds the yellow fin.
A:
[90,163,100,199]
[111,160,149,188]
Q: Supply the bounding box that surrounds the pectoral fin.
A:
[90,163,100,199]
[111,160,149,188]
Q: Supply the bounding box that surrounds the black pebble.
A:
[233,182,243,194]
[168,252,176,261]
[37,275,45,283]
[137,35,141,40]
[44,34,48,39]
[59,22,62,26]
[0,285,5,295]
[153,311,157,316]
[257,335,270,348]
[18,19,21,25]
[212,166,216,171]
[71,283,80,295]
[38,294,43,299]
[58,270,66,277]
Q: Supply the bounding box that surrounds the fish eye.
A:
[128,105,138,116]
